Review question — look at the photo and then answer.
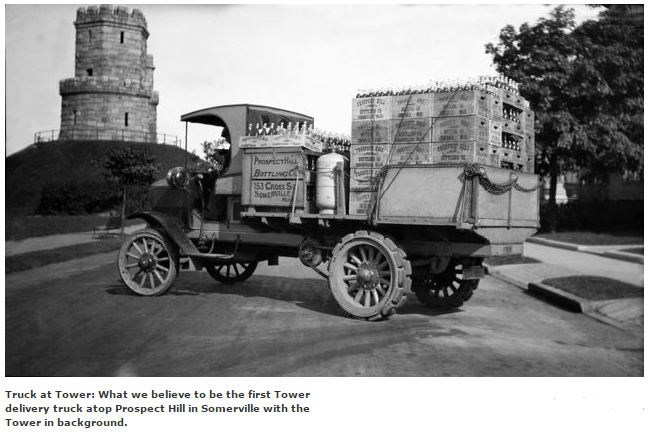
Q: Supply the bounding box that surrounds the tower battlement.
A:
[75,4,148,35]
[59,76,155,98]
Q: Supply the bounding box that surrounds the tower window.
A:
[73,110,78,125]
[120,31,124,44]
[86,68,93,76]
[88,30,92,42]
[125,113,129,127]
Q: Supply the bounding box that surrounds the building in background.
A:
[58,4,158,142]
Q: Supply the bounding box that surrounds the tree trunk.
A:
[547,160,560,232]
[120,187,127,235]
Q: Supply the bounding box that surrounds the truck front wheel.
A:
[118,228,179,296]
[329,231,411,321]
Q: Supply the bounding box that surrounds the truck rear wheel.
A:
[329,231,411,321]
[118,228,179,296]
[412,259,480,309]
[206,261,258,284]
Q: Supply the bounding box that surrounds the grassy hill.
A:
[6,140,203,215]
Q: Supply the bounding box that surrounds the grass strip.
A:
[534,231,643,246]
[6,215,145,241]
[484,255,540,266]
[6,237,123,274]
[541,275,643,301]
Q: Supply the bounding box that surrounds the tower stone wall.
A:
[59,4,158,142]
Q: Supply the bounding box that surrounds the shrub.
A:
[35,181,120,215]
[540,200,643,233]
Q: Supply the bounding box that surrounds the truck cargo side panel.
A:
[377,166,465,223]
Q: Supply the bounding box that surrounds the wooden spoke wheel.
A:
[329,231,411,321]
[206,261,258,284]
[412,259,481,309]
[118,229,179,296]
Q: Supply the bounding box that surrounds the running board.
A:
[187,235,241,261]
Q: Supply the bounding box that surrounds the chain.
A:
[464,163,539,195]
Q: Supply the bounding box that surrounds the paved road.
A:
[5,256,643,376]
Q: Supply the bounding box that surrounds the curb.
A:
[528,237,644,264]
[601,250,644,264]
[485,264,643,332]
[527,282,594,313]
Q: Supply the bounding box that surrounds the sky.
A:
[4,3,603,157]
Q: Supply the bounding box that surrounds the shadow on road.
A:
[106,274,346,318]
[105,273,461,320]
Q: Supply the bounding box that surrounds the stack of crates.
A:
[430,90,502,166]
[348,85,535,214]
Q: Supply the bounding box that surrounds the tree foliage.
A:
[93,146,161,188]
[485,5,643,194]
[92,146,161,221]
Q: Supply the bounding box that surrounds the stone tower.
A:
[59,5,158,142]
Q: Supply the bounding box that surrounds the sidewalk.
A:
[528,236,644,264]
[486,241,644,335]
[5,223,145,256]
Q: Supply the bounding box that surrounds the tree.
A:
[485,5,643,203]
[485,6,580,206]
[92,146,161,227]
[569,5,643,180]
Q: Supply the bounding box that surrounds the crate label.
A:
[390,118,432,143]
[350,168,379,190]
[433,91,490,117]
[250,180,303,206]
[349,191,373,215]
[489,120,502,146]
[250,153,303,180]
[391,93,433,118]
[351,120,390,144]
[388,143,432,164]
[352,96,392,121]
[350,145,390,168]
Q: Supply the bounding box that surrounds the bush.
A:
[35,181,120,215]
[540,200,643,233]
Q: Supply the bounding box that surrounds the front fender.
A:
[128,212,200,255]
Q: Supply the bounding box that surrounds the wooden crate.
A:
[239,133,323,153]
[499,148,526,168]
[432,116,491,143]
[524,133,535,154]
[352,96,392,121]
[524,109,535,132]
[431,141,500,167]
[433,90,491,117]
[388,143,432,165]
[351,120,390,145]
[490,94,502,121]
[349,190,374,215]
[350,144,390,168]
[500,89,525,110]
[502,120,524,136]
[391,93,433,119]
[390,118,432,143]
